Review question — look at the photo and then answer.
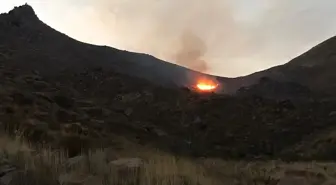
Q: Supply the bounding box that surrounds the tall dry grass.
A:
[0,134,220,185]
[1,133,336,185]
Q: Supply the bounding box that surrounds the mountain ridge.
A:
[3,4,336,96]
[0,4,232,92]
[2,4,336,161]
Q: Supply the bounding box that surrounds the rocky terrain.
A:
[0,4,336,161]
[1,4,336,185]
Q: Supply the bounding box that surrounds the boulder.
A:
[109,158,143,185]
[53,94,75,109]
[80,107,105,118]
[10,91,34,105]
[109,158,143,169]
[0,163,17,185]
[62,123,88,135]
[56,109,78,123]
[64,155,86,169]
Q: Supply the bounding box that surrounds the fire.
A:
[196,83,217,91]
[195,79,219,92]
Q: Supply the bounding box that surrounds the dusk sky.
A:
[1,0,336,77]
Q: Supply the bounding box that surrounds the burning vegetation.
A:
[188,76,219,92]
[173,31,220,93]
[196,82,218,91]
[195,78,219,92]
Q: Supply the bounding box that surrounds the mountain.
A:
[0,4,231,93]
[221,35,336,96]
[2,4,336,161]
[3,4,336,98]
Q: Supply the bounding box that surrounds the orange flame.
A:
[195,78,218,92]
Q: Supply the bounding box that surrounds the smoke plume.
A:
[174,31,208,72]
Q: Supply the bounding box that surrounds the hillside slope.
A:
[1,4,336,161]
[0,4,228,92]
[224,35,336,95]
[4,4,336,97]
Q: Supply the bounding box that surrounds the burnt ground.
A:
[1,4,336,161]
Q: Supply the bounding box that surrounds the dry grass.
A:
[0,133,219,185]
[1,134,336,185]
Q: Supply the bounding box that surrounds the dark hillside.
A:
[1,4,336,160]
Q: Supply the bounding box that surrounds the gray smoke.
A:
[174,31,208,72]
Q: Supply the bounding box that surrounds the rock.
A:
[153,175,192,185]
[23,118,48,130]
[22,119,49,141]
[23,74,42,82]
[124,108,133,117]
[0,172,15,185]
[53,94,75,109]
[31,70,40,75]
[109,158,143,169]
[81,107,102,117]
[193,116,202,124]
[58,135,90,157]
[56,109,78,123]
[62,123,88,135]
[10,91,34,105]
[278,176,307,185]
[280,169,327,185]
[109,158,143,185]
[32,92,53,103]
[65,155,86,169]
[116,92,141,102]
[8,4,38,22]
[153,128,167,137]
[0,164,16,177]
[0,163,17,185]
[33,111,50,122]
[58,173,89,185]
[58,173,103,185]
[75,100,94,107]
[110,102,128,112]
[32,80,49,91]
[284,169,326,180]
[329,111,336,116]
[88,119,105,131]
[278,99,295,110]
[2,106,15,114]
[82,176,103,185]
[143,125,167,137]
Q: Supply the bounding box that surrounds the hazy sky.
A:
[1,0,336,77]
